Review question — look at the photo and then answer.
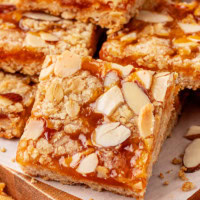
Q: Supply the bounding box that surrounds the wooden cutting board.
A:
[0,164,81,200]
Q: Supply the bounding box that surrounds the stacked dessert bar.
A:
[0,0,198,199]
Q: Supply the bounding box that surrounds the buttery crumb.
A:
[159,173,164,179]
[166,170,173,174]
[31,178,37,184]
[11,158,15,163]
[179,166,188,181]
[163,181,169,186]
[182,182,195,192]
[172,157,182,165]
[1,147,6,153]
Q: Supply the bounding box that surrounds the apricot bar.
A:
[16,51,178,199]
[0,5,99,76]
[15,0,146,30]
[0,72,35,139]
[100,0,200,89]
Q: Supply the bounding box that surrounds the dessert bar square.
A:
[15,0,146,30]
[0,5,99,76]
[100,0,200,89]
[17,51,178,199]
[0,71,35,139]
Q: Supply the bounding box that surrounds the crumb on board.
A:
[159,173,164,179]
[182,182,195,192]
[11,158,15,163]
[163,181,169,186]
[166,170,173,174]
[31,178,37,184]
[172,157,182,165]
[0,147,6,153]
[179,166,188,181]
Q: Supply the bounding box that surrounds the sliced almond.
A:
[173,38,198,48]
[94,123,131,147]
[25,33,46,47]
[54,51,82,78]
[111,63,133,77]
[40,32,59,42]
[151,72,172,102]
[23,12,60,21]
[76,153,98,174]
[132,182,143,190]
[183,138,200,172]
[0,95,13,106]
[178,23,200,34]
[136,10,173,23]
[46,82,64,103]
[104,71,119,87]
[70,153,81,168]
[136,70,154,90]
[22,119,44,140]
[138,103,154,138]
[39,64,54,80]
[122,82,150,115]
[187,35,200,42]
[120,32,137,42]
[96,85,124,116]
[185,126,200,140]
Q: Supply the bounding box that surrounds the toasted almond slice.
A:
[39,64,54,80]
[183,138,200,172]
[104,71,119,87]
[187,35,200,42]
[178,23,200,34]
[22,119,44,140]
[0,95,13,106]
[96,86,124,116]
[136,70,154,90]
[122,82,150,115]
[94,123,131,147]
[76,153,98,174]
[25,33,46,47]
[151,72,172,102]
[111,63,133,77]
[46,82,64,103]
[173,38,198,48]
[132,182,143,190]
[136,10,173,23]
[23,12,60,21]
[120,32,137,42]
[138,103,154,138]
[70,153,81,168]
[40,32,59,42]
[185,126,200,140]
[54,51,82,78]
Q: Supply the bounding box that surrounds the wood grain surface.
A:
[0,164,81,200]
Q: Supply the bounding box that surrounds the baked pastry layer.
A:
[0,71,35,139]
[100,0,200,89]
[15,0,146,30]
[0,5,99,76]
[16,51,178,199]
